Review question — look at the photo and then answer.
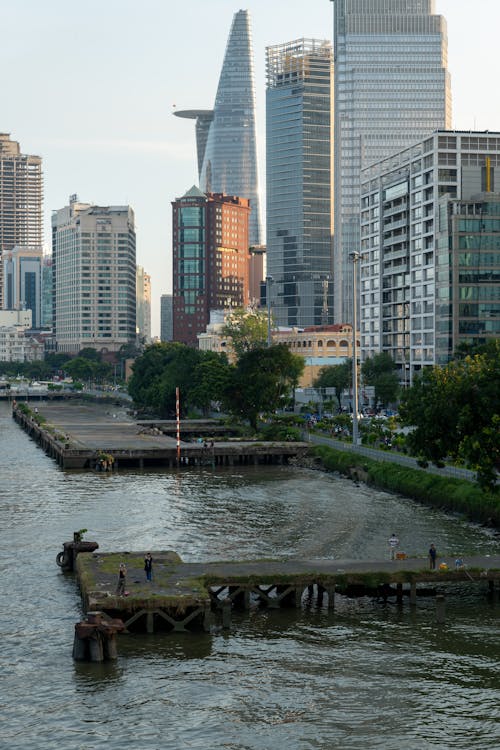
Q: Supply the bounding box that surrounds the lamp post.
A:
[350,252,360,446]
[266,275,273,347]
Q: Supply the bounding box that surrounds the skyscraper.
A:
[332,0,451,323]
[52,196,136,354]
[172,186,250,346]
[174,10,262,246]
[0,133,43,309]
[266,39,333,327]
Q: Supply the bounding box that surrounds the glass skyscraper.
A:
[266,39,333,327]
[175,10,262,246]
[333,0,451,324]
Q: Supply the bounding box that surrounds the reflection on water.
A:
[0,402,499,749]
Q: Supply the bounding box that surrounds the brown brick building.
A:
[172,186,251,345]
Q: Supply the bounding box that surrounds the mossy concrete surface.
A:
[76,550,500,617]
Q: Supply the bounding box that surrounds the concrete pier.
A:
[14,402,309,470]
[72,550,500,635]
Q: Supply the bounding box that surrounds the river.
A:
[0,401,499,749]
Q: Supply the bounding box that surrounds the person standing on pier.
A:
[429,543,437,570]
[144,552,153,582]
[388,533,400,560]
[117,563,127,595]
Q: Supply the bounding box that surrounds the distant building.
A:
[41,255,53,329]
[160,294,173,342]
[2,246,43,329]
[136,265,151,343]
[0,133,43,309]
[52,196,136,355]
[332,0,451,324]
[174,10,262,245]
[274,324,357,387]
[266,39,333,327]
[197,309,233,359]
[248,244,265,306]
[172,186,250,346]
[360,130,500,382]
[0,308,43,362]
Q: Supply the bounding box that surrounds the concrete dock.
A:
[74,548,500,634]
[13,401,310,469]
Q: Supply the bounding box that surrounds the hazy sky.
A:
[2,0,500,335]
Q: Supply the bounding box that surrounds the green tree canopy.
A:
[362,353,399,407]
[399,340,500,490]
[223,344,304,429]
[313,360,352,408]
[221,308,269,358]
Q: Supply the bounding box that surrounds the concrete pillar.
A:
[104,633,118,660]
[146,612,154,634]
[326,586,335,610]
[222,599,232,630]
[89,634,104,662]
[72,633,87,661]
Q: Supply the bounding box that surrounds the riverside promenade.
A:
[13,401,309,470]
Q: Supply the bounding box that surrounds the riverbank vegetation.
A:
[310,443,500,527]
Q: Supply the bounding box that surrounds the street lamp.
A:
[266,275,273,347]
[350,252,361,446]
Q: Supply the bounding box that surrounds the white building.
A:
[0,309,43,361]
[52,196,136,355]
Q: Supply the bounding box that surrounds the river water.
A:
[1,401,499,749]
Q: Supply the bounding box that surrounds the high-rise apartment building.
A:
[266,39,333,327]
[332,0,451,324]
[2,246,43,328]
[52,197,136,355]
[41,255,53,329]
[174,10,262,245]
[360,130,500,383]
[0,134,43,309]
[136,265,151,344]
[172,186,250,346]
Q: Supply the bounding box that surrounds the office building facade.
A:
[2,246,43,328]
[172,186,250,346]
[360,130,500,382]
[0,134,43,309]
[52,197,136,355]
[266,39,334,328]
[174,10,262,245]
[333,0,451,324]
[160,294,173,342]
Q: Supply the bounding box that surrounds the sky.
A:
[2,0,500,336]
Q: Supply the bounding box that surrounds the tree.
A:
[362,353,399,407]
[399,341,500,490]
[128,343,210,417]
[223,344,304,429]
[188,352,232,414]
[78,347,102,362]
[221,308,269,358]
[313,361,351,409]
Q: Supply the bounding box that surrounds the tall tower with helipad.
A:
[174,10,262,246]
